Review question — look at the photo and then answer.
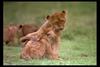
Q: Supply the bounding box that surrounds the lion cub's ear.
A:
[19,25,23,29]
[46,15,50,19]
[62,10,66,14]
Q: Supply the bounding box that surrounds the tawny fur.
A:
[3,24,18,45]
[20,10,67,60]
[20,31,53,60]
[18,24,38,38]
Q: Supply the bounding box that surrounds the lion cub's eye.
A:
[60,20,65,22]
[60,18,65,22]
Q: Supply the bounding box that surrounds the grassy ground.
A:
[3,37,96,65]
[3,2,96,65]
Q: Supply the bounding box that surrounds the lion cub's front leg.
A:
[20,32,41,42]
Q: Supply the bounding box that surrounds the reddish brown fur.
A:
[20,10,67,60]
[18,24,38,38]
[20,33,51,60]
[20,10,67,42]
[3,24,18,45]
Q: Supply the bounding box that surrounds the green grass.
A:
[3,2,96,65]
[3,37,96,65]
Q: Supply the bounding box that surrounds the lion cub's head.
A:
[46,10,67,31]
